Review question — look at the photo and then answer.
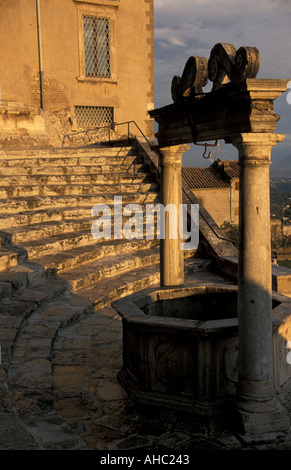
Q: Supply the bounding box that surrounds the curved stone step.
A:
[0,207,94,229]
[0,172,154,186]
[0,261,47,296]
[76,262,161,310]
[32,239,160,274]
[61,254,196,311]
[0,146,132,160]
[13,229,100,259]
[0,195,161,228]
[0,202,158,239]
[59,246,161,291]
[0,182,159,198]
[0,247,18,271]
[5,220,158,259]
[0,163,148,176]
[0,192,159,215]
[0,218,94,244]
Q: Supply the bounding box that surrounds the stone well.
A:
[112,284,291,424]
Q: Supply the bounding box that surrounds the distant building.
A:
[0,0,154,144]
[182,159,240,226]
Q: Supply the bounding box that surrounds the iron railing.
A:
[62,120,153,148]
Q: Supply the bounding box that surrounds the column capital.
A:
[159,144,190,165]
[230,133,285,167]
[230,132,285,148]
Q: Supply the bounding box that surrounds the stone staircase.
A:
[0,141,198,449]
[0,142,196,353]
[0,144,163,310]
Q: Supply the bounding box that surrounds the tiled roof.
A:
[182,166,230,189]
[215,160,240,179]
[182,159,239,190]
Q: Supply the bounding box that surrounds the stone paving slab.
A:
[0,412,39,450]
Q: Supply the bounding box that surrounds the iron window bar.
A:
[83,16,111,79]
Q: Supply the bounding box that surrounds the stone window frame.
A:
[74,0,120,6]
[76,3,118,83]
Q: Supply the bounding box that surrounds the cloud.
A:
[153,0,291,161]
[155,27,188,48]
[154,0,291,95]
[154,0,291,76]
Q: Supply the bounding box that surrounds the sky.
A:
[153,0,291,167]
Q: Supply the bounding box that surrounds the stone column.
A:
[159,145,187,286]
[231,132,290,435]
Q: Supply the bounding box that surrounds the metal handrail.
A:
[62,120,153,148]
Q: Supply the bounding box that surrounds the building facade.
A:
[182,159,240,226]
[0,0,154,142]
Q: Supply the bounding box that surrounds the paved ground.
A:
[1,267,291,452]
[51,304,291,452]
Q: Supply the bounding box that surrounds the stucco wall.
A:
[193,184,239,226]
[0,0,154,137]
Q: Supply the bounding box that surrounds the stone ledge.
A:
[218,255,291,294]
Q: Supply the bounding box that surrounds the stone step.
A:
[10,222,156,259]
[0,197,161,228]
[0,154,143,170]
[77,255,196,311]
[0,154,143,171]
[0,218,94,244]
[11,229,101,259]
[0,182,159,198]
[33,239,160,274]
[0,163,148,176]
[0,207,159,243]
[0,261,47,304]
[0,269,73,366]
[77,262,161,310]
[0,247,18,272]
[0,260,47,283]
[59,246,161,291]
[0,146,133,160]
[0,207,94,229]
[0,172,154,187]
[0,192,159,214]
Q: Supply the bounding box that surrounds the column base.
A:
[235,404,290,436]
[234,379,290,435]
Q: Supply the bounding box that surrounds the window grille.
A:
[74,106,113,127]
[83,16,111,78]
